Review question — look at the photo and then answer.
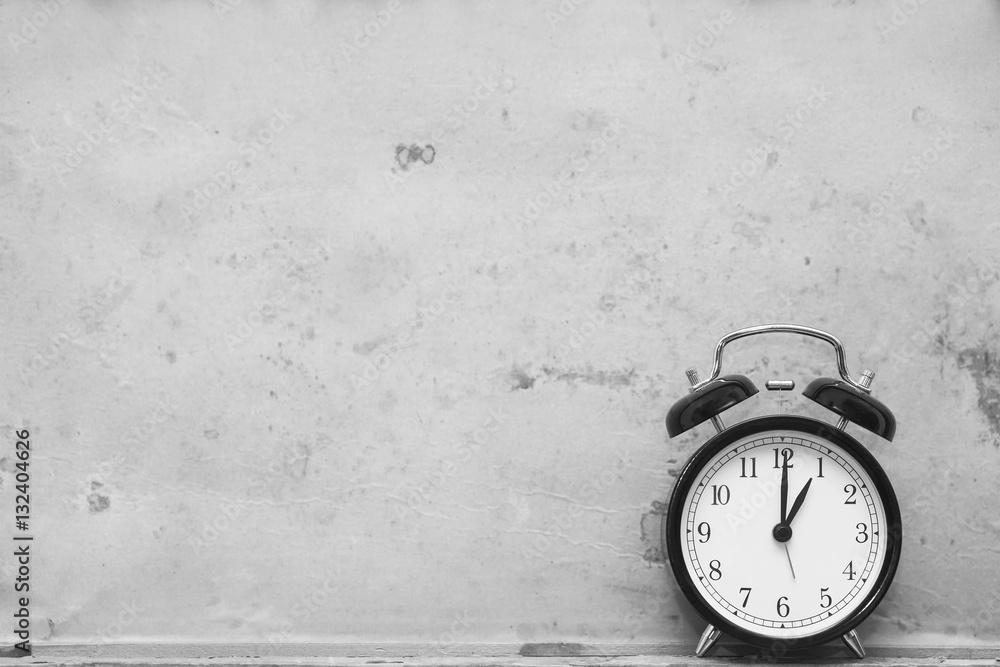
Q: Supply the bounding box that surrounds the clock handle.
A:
[691,323,873,395]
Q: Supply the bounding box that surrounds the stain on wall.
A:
[955,347,1000,445]
[1,0,999,651]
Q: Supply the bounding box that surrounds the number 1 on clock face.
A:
[681,431,887,638]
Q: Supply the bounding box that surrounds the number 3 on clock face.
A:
[665,415,902,649]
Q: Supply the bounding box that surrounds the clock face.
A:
[665,416,901,648]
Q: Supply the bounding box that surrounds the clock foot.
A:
[695,624,722,657]
[841,629,866,658]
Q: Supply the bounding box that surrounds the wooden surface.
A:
[0,655,997,667]
[4,643,996,665]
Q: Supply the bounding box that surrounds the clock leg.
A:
[841,629,866,658]
[695,624,722,657]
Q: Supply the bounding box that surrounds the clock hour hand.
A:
[785,477,812,526]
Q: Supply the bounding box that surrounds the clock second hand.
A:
[781,478,811,581]
[783,543,796,580]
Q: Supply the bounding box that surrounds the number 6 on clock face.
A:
[665,415,901,649]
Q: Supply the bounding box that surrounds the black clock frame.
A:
[663,415,902,653]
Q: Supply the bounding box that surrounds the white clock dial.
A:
[679,429,888,640]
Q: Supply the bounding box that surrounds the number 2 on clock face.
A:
[681,430,887,639]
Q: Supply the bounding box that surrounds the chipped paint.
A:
[542,366,637,388]
[639,500,668,565]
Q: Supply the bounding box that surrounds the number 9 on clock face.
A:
[664,416,901,648]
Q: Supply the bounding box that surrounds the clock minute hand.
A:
[780,460,788,524]
[785,478,813,527]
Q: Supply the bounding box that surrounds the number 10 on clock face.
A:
[673,425,895,642]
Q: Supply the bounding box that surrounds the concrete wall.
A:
[2,0,999,651]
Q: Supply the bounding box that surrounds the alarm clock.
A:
[661,324,901,658]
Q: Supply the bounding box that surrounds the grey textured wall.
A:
[2,0,999,651]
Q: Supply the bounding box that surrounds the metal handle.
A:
[691,323,873,394]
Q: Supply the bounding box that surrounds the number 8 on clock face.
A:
[670,417,899,645]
